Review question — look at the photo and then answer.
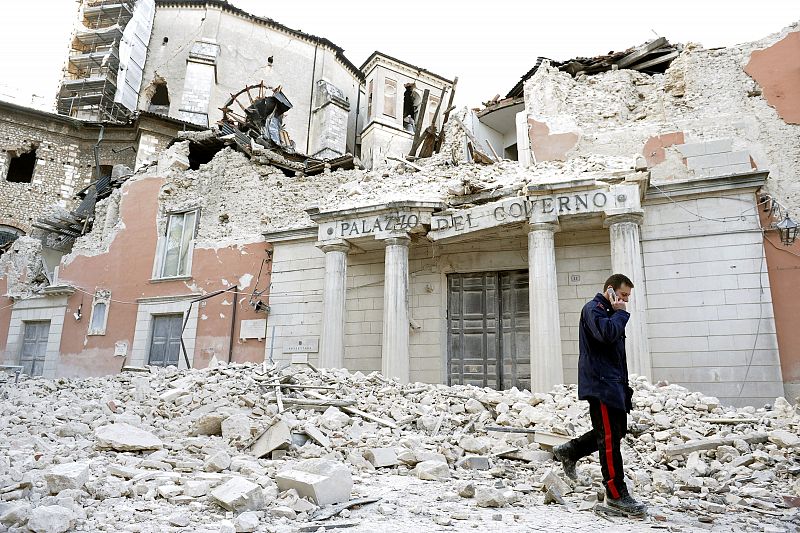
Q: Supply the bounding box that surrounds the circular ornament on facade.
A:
[617,194,627,203]
[327,227,334,235]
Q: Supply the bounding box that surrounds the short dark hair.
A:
[604,273,634,291]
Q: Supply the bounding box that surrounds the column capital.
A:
[527,211,559,233]
[382,233,411,247]
[316,239,350,254]
[603,209,644,227]
[526,220,560,233]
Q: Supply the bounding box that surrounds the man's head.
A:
[603,273,634,303]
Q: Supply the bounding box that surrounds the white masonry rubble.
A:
[0,361,798,532]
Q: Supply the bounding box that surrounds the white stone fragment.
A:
[364,447,399,468]
[234,511,260,532]
[769,429,800,448]
[415,460,450,481]
[275,459,353,506]
[210,476,265,512]
[94,423,163,451]
[45,462,90,494]
[27,505,76,533]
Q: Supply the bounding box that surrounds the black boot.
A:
[552,442,578,481]
[606,493,647,517]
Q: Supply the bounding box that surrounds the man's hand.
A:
[612,296,626,312]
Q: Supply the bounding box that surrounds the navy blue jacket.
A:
[578,293,632,412]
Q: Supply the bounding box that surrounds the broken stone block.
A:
[303,424,331,448]
[234,511,259,532]
[458,482,476,498]
[474,487,507,508]
[27,505,76,533]
[544,486,566,505]
[191,413,224,436]
[221,414,252,442]
[465,398,486,413]
[157,484,183,499]
[346,451,375,472]
[540,468,572,496]
[459,436,490,454]
[184,480,212,497]
[415,460,450,481]
[396,448,417,465]
[0,502,30,528]
[168,513,190,527]
[210,476,265,512]
[45,463,90,494]
[416,451,448,464]
[204,450,232,473]
[768,429,800,448]
[456,455,490,470]
[94,423,163,451]
[652,470,675,494]
[364,447,399,468]
[271,506,297,520]
[320,406,351,430]
[251,420,291,458]
[275,459,352,506]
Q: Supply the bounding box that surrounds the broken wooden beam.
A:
[281,397,356,408]
[387,155,424,172]
[409,89,430,157]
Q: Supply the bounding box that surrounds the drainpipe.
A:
[352,83,362,157]
[93,125,105,182]
[305,43,319,154]
[228,284,238,363]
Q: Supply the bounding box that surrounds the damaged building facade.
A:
[0,5,798,409]
[264,24,800,407]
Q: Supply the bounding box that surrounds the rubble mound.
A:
[0,362,798,532]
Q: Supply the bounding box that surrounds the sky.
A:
[0,0,797,111]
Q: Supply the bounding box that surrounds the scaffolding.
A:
[57,1,136,121]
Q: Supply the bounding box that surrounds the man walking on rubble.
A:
[552,273,647,517]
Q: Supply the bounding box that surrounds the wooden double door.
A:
[447,270,531,391]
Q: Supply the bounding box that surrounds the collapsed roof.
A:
[506,37,681,99]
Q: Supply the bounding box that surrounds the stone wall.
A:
[0,102,188,234]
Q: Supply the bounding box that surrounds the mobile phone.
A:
[606,287,617,302]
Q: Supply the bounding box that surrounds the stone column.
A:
[527,217,564,392]
[604,212,652,380]
[381,234,411,384]
[317,240,350,369]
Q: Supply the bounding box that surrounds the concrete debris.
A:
[0,363,798,531]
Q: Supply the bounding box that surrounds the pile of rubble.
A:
[1,361,798,532]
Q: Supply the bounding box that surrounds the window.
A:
[367,79,374,119]
[403,84,419,132]
[148,83,170,114]
[426,95,440,129]
[383,78,397,118]
[158,210,197,278]
[88,289,111,335]
[6,148,37,183]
